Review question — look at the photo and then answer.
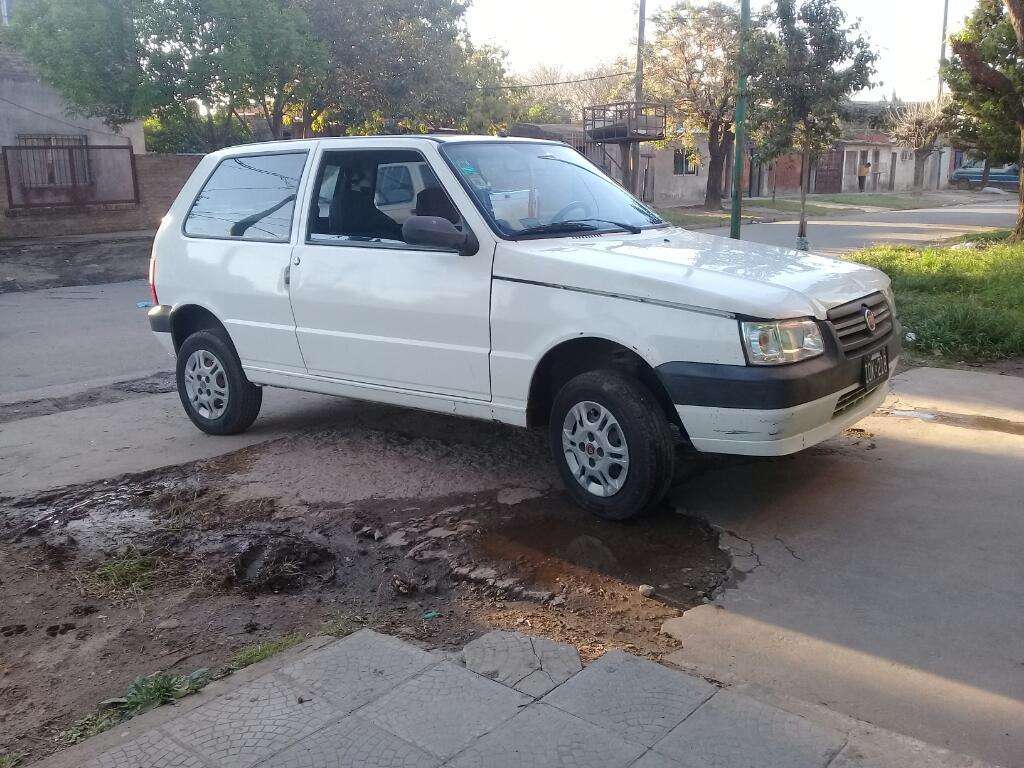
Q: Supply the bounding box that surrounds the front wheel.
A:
[176,329,262,435]
[549,369,674,520]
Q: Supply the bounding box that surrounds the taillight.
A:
[148,251,158,305]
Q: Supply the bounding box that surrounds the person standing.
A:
[858,161,871,192]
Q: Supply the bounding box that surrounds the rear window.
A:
[184,152,307,241]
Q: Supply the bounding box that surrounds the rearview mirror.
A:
[402,216,478,255]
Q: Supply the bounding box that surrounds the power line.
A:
[476,71,632,92]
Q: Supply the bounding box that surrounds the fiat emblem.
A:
[863,307,878,333]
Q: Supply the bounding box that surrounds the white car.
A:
[148,135,899,519]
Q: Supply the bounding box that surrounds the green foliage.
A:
[848,240,1024,360]
[0,754,26,768]
[10,0,159,128]
[747,0,877,162]
[10,0,515,141]
[943,0,1021,166]
[144,104,250,154]
[92,549,156,596]
[227,633,304,671]
[56,669,211,746]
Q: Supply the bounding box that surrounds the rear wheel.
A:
[176,329,261,435]
[549,369,674,520]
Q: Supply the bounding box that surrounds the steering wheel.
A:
[552,200,594,223]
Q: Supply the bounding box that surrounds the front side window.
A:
[441,142,664,238]
[307,149,464,246]
[184,152,307,241]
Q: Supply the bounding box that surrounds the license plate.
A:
[863,348,889,389]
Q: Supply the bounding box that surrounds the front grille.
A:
[833,383,881,417]
[827,292,893,355]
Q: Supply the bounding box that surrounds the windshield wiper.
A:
[515,221,602,236]
[565,218,643,234]
[515,218,642,237]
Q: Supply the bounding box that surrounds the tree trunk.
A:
[720,130,735,200]
[980,157,992,188]
[1014,123,1024,241]
[912,150,929,191]
[798,144,810,239]
[704,123,726,211]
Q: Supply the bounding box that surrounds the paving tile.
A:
[541,649,715,746]
[164,675,339,768]
[445,703,644,768]
[359,661,531,759]
[280,629,436,710]
[627,751,682,768]
[82,731,206,768]
[261,714,439,768]
[461,630,582,697]
[653,690,847,768]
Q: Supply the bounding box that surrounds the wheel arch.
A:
[525,336,683,433]
[169,303,232,354]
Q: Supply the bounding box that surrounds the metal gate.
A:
[813,149,843,194]
[3,144,138,209]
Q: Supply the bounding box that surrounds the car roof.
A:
[210,134,563,158]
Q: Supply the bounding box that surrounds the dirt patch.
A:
[0,372,175,424]
[0,236,153,293]
[0,445,730,762]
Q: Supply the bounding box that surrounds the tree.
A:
[647,1,740,210]
[511,63,630,124]
[747,0,876,246]
[10,0,159,129]
[945,0,1024,230]
[888,100,949,190]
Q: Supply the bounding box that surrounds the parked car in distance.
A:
[148,135,900,520]
[950,159,1020,189]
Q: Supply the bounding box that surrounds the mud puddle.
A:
[0,441,730,762]
[0,372,175,425]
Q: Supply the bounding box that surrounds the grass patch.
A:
[0,754,26,768]
[847,239,1024,360]
[91,548,157,597]
[321,613,363,638]
[56,669,211,746]
[749,199,842,217]
[227,632,305,671]
[951,228,1012,245]
[656,207,730,229]
[811,192,935,209]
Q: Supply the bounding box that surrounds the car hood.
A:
[493,227,891,319]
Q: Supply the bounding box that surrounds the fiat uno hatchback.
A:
[148,135,899,519]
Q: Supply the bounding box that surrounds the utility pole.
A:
[935,0,950,189]
[632,0,647,196]
[730,0,750,239]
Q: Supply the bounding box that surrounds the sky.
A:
[465,0,978,102]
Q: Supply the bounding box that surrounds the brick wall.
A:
[0,153,202,240]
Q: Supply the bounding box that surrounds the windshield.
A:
[440,142,665,238]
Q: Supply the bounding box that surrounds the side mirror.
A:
[402,216,478,255]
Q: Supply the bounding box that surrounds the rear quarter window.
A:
[184,152,307,241]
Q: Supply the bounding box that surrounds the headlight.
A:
[741,319,824,365]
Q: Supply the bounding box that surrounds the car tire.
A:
[176,329,262,435]
[549,369,675,520]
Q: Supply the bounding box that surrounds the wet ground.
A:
[0,236,152,293]
[0,435,732,762]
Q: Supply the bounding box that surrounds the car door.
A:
[179,149,311,374]
[287,144,493,400]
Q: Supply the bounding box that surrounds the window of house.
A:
[16,134,91,187]
[184,152,307,241]
[307,149,463,247]
[673,149,698,175]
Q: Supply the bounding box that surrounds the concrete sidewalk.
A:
[34,629,995,768]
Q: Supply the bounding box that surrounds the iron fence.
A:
[2,144,139,209]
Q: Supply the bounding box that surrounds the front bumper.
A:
[658,330,901,456]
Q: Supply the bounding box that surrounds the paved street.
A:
[33,629,995,768]
[663,368,1024,765]
[704,200,1017,254]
